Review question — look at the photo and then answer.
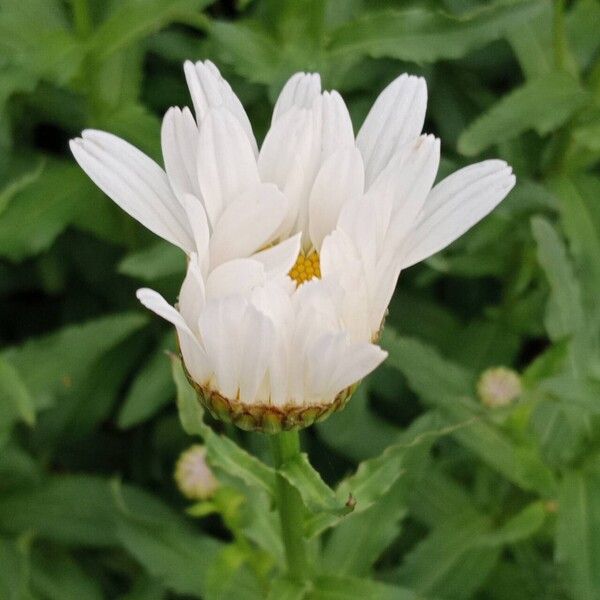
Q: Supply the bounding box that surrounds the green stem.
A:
[269,431,309,579]
[552,0,567,71]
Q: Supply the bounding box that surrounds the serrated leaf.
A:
[458,71,589,155]
[0,356,36,429]
[278,453,350,516]
[531,216,584,340]
[328,0,545,64]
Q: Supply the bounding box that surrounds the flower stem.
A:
[269,431,309,579]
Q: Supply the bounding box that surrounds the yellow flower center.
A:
[289,251,321,286]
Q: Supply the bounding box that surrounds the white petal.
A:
[400,160,516,269]
[205,258,266,300]
[357,74,427,187]
[252,233,302,278]
[258,106,316,238]
[314,91,355,160]
[320,229,371,342]
[331,340,387,394]
[272,72,321,122]
[308,146,364,250]
[179,194,210,276]
[374,134,441,249]
[209,183,287,268]
[136,288,210,383]
[161,107,200,200]
[184,60,258,155]
[196,108,260,228]
[178,254,206,333]
[70,131,194,252]
[238,306,275,404]
[198,295,247,398]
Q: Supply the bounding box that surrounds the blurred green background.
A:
[1,0,600,598]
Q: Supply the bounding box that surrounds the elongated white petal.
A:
[320,229,371,342]
[70,131,194,252]
[198,296,247,398]
[314,91,355,160]
[184,60,257,155]
[179,194,210,276]
[252,233,302,278]
[258,106,316,238]
[178,254,205,332]
[400,160,516,269]
[136,288,210,383]
[209,183,287,268]
[357,74,427,187]
[272,72,321,122]
[205,258,266,300]
[197,108,260,227]
[374,134,441,248]
[331,340,387,394]
[309,146,364,250]
[161,107,200,200]
[239,306,275,404]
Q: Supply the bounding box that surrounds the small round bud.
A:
[174,445,219,500]
[477,367,522,408]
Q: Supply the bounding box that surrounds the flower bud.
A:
[174,445,219,500]
[477,367,522,408]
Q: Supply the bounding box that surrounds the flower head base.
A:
[175,445,219,500]
[477,367,522,408]
[71,60,515,432]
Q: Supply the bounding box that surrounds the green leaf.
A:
[30,549,103,600]
[278,453,351,517]
[477,502,547,546]
[556,468,600,600]
[171,355,277,498]
[0,160,104,262]
[0,536,30,600]
[119,241,185,282]
[0,356,36,429]
[531,216,584,340]
[382,331,556,494]
[307,575,420,600]
[322,478,407,576]
[327,0,545,64]
[267,578,309,600]
[209,21,281,85]
[118,335,175,428]
[89,0,215,62]
[396,514,499,598]
[316,383,400,462]
[0,475,120,546]
[550,175,600,317]
[458,72,589,155]
[2,312,147,410]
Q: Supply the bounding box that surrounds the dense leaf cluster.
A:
[1,0,599,598]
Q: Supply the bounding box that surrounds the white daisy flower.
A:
[70,60,515,431]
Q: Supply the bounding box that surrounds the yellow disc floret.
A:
[289,251,321,286]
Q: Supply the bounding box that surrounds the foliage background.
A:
[1,0,600,598]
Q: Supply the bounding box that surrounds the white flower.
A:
[70,60,515,431]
